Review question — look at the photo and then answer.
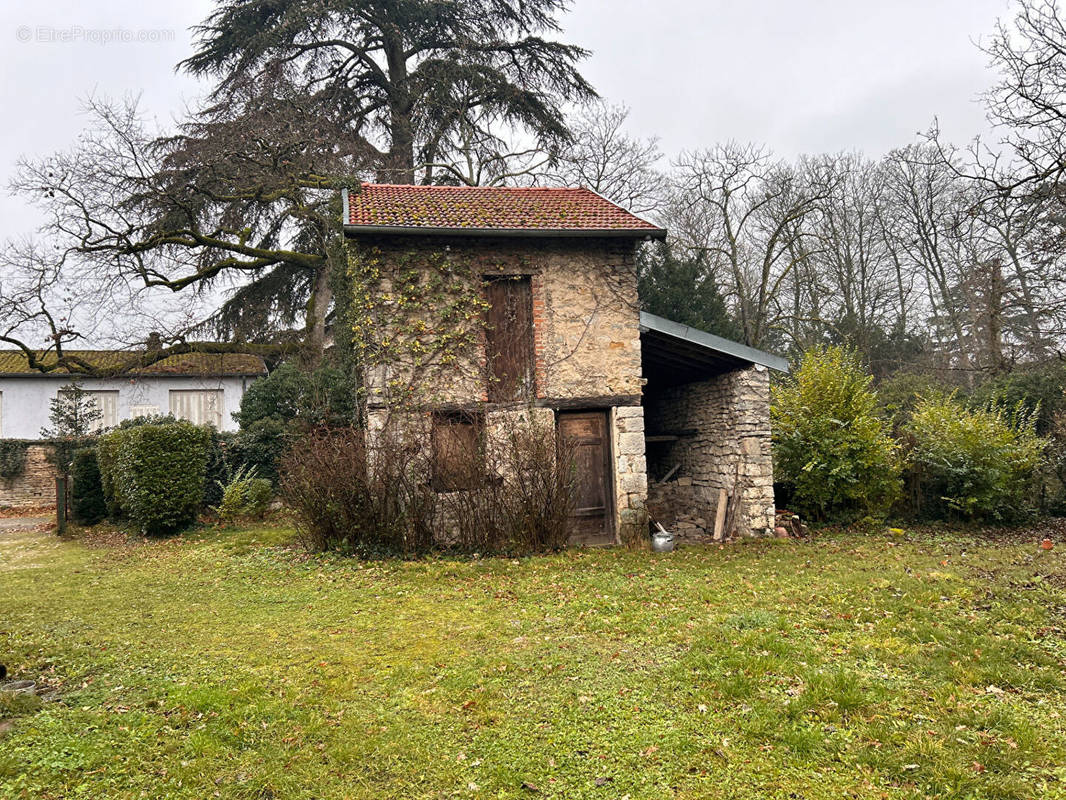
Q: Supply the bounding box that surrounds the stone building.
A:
[342,184,787,545]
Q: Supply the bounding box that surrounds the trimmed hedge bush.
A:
[772,346,902,522]
[71,448,107,525]
[96,432,123,518]
[907,395,1047,522]
[98,420,211,535]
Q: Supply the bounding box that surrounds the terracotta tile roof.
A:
[345,184,666,237]
[0,350,268,377]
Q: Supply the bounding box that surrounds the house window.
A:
[128,404,161,419]
[59,389,119,433]
[431,411,483,491]
[169,389,224,428]
[484,275,534,402]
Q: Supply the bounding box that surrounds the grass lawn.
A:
[1,522,1065,799]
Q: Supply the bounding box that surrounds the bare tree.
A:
[981,0,1066,190]
[2,72,365,372]
[878,147,979,372]
[805,154,905,349]
[666,143,834,348]
[548,102,664,213]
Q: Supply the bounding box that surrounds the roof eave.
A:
[639,311,790,373]
[343,223,668,240]
[0,371,266,379]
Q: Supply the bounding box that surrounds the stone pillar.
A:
[612,405,648,542]
[728,366,776,535]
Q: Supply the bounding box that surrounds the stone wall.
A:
[349,235,643,408]
[349,234,650,545]
[0,445,57,508]
[643,366,775,537]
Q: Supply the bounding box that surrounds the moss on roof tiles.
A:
[346,184,663,232]
[0,350,267,377]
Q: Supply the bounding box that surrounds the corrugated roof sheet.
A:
[0,350,268,377]
[345,183,666,237]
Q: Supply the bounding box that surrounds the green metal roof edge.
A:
[639,311,790,373]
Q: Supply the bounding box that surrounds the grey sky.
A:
[0,0,1012,243]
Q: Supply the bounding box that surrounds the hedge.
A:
[71,448,107,525]
[98,420,211,535]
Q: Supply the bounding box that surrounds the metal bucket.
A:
[651,531,675,553]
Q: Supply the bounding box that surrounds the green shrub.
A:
[234,361,358,429]
[96,432,123,518]
[71,448,107,525]
[201,429,239,509]
[876,371,951,432]
[232,418,291,485]
[907,395,1047,522]
[969,363,1066,436]
[772,346,902,522]
[214,465,273,523]
[200,421,291,509]
[98,421,211,535]
[0,440,29,480]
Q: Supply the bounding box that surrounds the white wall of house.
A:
[0,374,253,439]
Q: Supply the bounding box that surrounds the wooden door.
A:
[557,411,614,546]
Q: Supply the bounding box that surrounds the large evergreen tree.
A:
[637,242,740,340]
[2,1,595,370]
[182,0,596,184]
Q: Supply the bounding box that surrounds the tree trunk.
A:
[306,264,333,362]
[382,30,415,184]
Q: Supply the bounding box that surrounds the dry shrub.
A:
[440,413,576,555]
[279,425,435,555]
[280,413,576,557]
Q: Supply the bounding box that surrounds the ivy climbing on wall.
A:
[343,243,491,410]
[0,440,30,481]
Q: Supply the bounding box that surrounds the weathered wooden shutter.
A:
[431,412,482,491]
[91,392,119,430]
[485,276,534,402]
[169,390,224,428]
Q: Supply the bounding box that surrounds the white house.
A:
[0,350,268,440]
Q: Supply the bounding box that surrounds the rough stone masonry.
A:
[0,445,57,509]
[644,366,776,539]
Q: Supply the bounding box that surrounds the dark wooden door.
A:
[557,411,614,546]
[485,276,534,402]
